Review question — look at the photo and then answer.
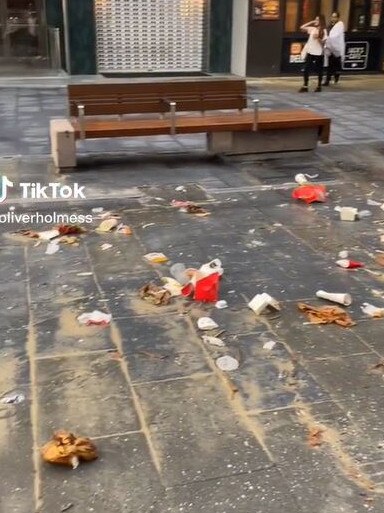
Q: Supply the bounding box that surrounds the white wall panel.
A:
[94,0,207,73]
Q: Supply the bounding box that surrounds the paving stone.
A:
[40,434,163,513]
[257,407,375,513]
[116,314,211,383]
[135,375,272,486]
[165,467,300,513]
[36,353,139,441]
[306,353,384,402]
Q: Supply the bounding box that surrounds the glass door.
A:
[0,0,48,72]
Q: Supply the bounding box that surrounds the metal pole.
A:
[62,0,71,74]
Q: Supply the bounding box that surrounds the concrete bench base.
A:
[50,119,76,170]
[207,127,319,155]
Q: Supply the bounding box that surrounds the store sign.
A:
[289,42,305,64]
[343,42,369,70]
[252,0,280,20]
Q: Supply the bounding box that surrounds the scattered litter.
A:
[183,272,220,302]
[96,218,119,233]
[367,199,382,206]
[45,241,60,255]
[101,243,113,251]
[92,207,104,213]
[202,335,225,347]
[358,210,372,219]
[308,427,324,448]
[380,235,384,244]
[58,225,85,236]
[139,283,171,306]
[216,355,239,371]
[336,259,364,269]
[77,310,112,326]
[138,350,169,360]
[109,351,123,361]
[77,272,93,277]
[116,224,132,236]
[247,240,266,248]
[171,200,210,216]
[99,211,121,220]
[61,503,74,512]
[200,259,224,277]
[0,392,25,404]
[361,303,384,318]
[59,235,79,245]
[142,223,156,229]
[337,206,358,222]
[180,260,223,303]
[161,277,183,296]
[263,340,276,351]
[175,185,187,192]
[185,204,210,217]
[375,255,384,267]
[338,250,349,259]
[370,360,384,374]
[197,317,219,330]
[292,184,327,204]
[295,173,309,185]
[41,431,98,469]
[171,200,191,208]
[215,300,228,309]
[144,252,169,264]
[248,293,280,315]
[298,303,355,327]
[170,263,190,285]
[15,229,40,239]
[316,290,352,306]
[38,229,60,241]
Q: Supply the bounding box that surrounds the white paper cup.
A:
[316,290,352,306]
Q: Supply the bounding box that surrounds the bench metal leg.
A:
[50,119,76,170]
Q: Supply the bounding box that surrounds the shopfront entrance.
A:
[94,0,210,74]
[0,0,50,74]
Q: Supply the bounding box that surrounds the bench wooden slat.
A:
[71,109,330,143]
[68,80,248,117]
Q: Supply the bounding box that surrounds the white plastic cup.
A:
[170,263,189,285]
[316,290,352,306]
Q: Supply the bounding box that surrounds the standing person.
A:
[299,15,327,93]
[324,12,345,85]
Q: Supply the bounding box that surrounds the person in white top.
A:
[299,15,327,93]
[324,12,345,85]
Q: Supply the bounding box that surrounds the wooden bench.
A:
[50,78,331,169]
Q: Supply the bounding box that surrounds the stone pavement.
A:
[1,140,384,512]
[1,77,384,513]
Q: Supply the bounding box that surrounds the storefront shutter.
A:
[94,0,207,73]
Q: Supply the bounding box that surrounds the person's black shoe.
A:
[299,86,308,92]
[314,86,322,92]
[334,74,340,84]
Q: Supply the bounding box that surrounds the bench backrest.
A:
[68,79,248,117]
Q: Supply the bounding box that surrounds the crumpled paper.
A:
[139,283,171,306]
[298,302,355,328]
[41,431,98,468]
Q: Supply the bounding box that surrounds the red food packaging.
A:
[292,184,327,204]
[336,259,364,269]
[193,272,220,303]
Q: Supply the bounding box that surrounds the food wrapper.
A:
[41,431,98,468]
